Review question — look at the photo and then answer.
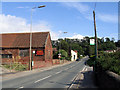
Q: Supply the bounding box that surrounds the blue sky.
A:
[1,2,118,41]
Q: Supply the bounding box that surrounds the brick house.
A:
[0,32,53,69]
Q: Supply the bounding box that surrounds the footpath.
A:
[68,66,97,89]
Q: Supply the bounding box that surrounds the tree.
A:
[105,37,110,42]
[111,38,115,43]
[60,49,68,58]
[60,40,69,52]
[115,40,120,47]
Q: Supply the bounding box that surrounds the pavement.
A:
[68,66,97,89]
[2,56,97,89]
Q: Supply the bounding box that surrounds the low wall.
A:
[52,59,68,65]
[96,70,120,88]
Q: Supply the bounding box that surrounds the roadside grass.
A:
[3,63,28,71]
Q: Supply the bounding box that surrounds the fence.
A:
[2,61,29,72]
[2,59,69,72]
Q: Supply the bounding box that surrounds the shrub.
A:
[87,51,120,75]
[86,55,95,67]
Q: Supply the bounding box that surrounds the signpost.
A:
[90,39,95,45]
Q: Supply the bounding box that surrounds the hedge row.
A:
[87,51,120,75]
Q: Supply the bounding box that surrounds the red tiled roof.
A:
[0,32,49,48]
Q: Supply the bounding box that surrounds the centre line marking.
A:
[19,86,24,88]
[34,75,52,83]
[55,70,62,74]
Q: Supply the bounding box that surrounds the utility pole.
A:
[93,10,98,72]
[93,10,98,59]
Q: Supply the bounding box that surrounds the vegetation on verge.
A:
[87,51,120,75]
[3,63,28,71]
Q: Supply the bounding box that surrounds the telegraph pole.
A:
[93,10,98,59]
[93,10,98,72]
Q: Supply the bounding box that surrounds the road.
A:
[2,57,89,89]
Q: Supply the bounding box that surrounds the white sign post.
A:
[90,39,95,45]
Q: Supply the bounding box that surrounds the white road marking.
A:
[55,70,62,74]
[34,75,52,83]
[85,68,88,71]
[19,86,24,88]
[82,66,86,72]
[16,86,24,90]
[64,68,69,70]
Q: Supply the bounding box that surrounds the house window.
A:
[0,54,12,58]
[19,49,29,57]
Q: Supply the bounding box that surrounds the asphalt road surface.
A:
[2,57,89,89]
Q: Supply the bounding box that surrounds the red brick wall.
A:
[2,49,19,64]
[45,34,53,64]
[1,33,53,69]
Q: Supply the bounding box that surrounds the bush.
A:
[65,56,71,61]
[96,51,120,75]
[87,51,120,75]
[60,57,65,60]
[86,55,95,67]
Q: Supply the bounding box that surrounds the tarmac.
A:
[1,57,97,88]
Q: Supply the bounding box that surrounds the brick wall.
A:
[2,49,19,64]
[1,34,53,69]
[45,34,53,64]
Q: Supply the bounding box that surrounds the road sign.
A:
[90,39,95,45]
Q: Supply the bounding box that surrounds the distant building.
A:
[104,50,116,53]
[71,50,77,61]
[0,32,53,69]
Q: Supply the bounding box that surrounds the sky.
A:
[0,1,118,41]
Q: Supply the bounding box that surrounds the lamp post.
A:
[29,5,45,70]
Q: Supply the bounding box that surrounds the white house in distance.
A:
[71,50,77,61]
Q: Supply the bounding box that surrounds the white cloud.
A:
[97,13,118,23]
[17,6,29,8]
[67,34,84,39]
[61,2,93,20]
[0,14,59,40]
[62,2,90,14]
[61,2,117,23]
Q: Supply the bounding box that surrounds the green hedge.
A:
[87,51,120,75]
[86,55,95,67]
